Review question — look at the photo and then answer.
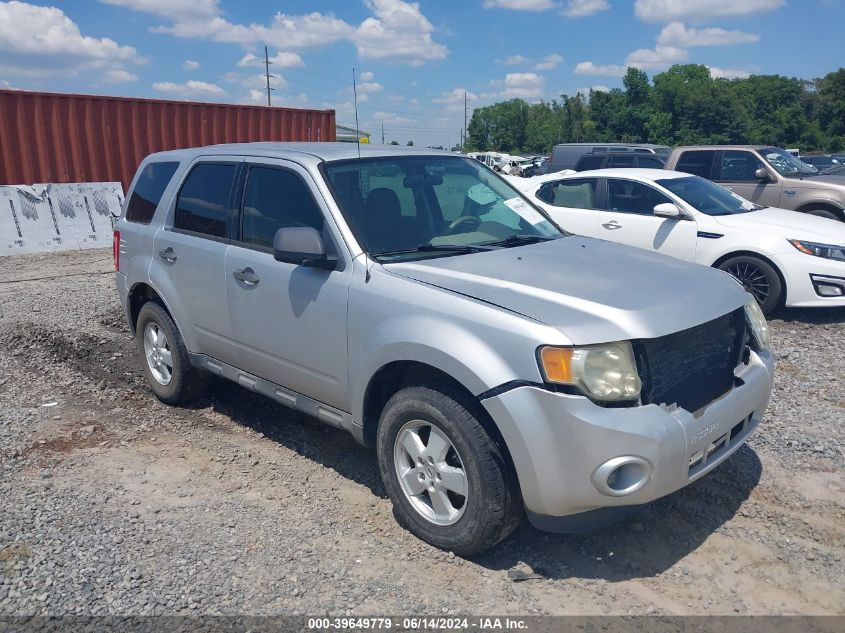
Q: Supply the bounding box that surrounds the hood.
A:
[384,237,748,344]
[713,207,845,243]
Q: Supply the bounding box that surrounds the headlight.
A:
[745,299,771,352]
[789,239,845,261]
[539,341,641,402]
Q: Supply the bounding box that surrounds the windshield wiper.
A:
[374,243,497,257]
[485,235,557,248]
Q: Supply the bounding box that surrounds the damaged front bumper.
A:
[481,349,774,532]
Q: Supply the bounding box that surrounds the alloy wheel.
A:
[143,322,173,385]
[393,419,468,526]
[727,261,770,305]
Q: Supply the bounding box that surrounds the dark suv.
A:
[574,152,665,172]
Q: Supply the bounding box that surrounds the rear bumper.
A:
[481,350,773,523]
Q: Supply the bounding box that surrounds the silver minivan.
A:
[115,143,774,555]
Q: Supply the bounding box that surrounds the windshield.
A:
[656,175,762,216]
[760,147,818,177]
[322,156,563,261]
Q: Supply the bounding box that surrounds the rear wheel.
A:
[719,255,782,315]
[376,385,521,557]
[136,301,206,404]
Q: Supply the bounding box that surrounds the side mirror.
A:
[754,167,770,181]
[273,227,335,270]
[653,202,683,219]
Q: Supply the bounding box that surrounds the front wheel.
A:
[718,255,782,315]
[376,386,521,557]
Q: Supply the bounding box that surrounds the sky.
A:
[1,0,844,148]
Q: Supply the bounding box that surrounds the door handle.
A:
[158,247,177,262]
[233,267,260,286]
[602,221,622,230]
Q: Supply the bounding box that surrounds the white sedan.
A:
[517,168,845,314]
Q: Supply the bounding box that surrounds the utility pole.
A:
[382,123,385,144]
[463,91,468,149]
[264,46,273,106]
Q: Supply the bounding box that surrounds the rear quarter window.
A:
[125,161,179,224]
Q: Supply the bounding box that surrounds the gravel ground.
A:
[0,249,843,616]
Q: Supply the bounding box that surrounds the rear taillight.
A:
[113,230,120,271]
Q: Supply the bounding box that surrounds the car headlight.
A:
[745,299,771,352]
[539,341,641,402]
[789,239,845,261]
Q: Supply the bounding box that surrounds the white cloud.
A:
[100,0,219,19]
[501,55,529,66]
[271,51,305,68]
[104,69,138,83]
[483,0,557,10]
[433,87,479,108]
[707,66,751,79]
[109,0,447,66]
[357,81,384,93]
[634,0,785,23]
[354,0,448,65]
[657,22,759,47]
[562,0,609,17]
[625,45,688,70]
[499,72,545,99]
[360,70,375,81]
[237,51,304,68]
[182,59,200,70]
[152,79,225,97]
[237,53,258,67]
[0,1,143,79]
[574,60,626,77]
[535,53,563,70]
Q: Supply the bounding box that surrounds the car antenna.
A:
[353,67,371,283]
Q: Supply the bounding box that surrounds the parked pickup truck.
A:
[664,145,845,222]
[115,143,774,555]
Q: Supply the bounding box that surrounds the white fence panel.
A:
[1,182,124,256]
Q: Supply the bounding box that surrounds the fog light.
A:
[817,283,843,297]
[592,456,652,497]
[810,274,845,297]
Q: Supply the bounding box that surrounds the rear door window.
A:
[609,155,635,168]
[675,151,716,179]
[538,178,601,209]
[174,163,236,239]
[126,161,179,224]
[576,155,605,171]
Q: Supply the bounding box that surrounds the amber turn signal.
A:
[539,347,574,384]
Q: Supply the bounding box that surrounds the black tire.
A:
[804,208,841,222]
[135,301,206,404]
[718,255,783,315]
[376,385,522,557]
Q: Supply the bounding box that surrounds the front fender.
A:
[347,262,562,425]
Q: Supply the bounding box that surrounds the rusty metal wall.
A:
[0,90,336,192]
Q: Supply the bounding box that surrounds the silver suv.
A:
[114,143,774,555]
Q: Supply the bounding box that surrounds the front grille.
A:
[634,308,747,413]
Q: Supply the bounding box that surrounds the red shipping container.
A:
[0,89,336,192]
